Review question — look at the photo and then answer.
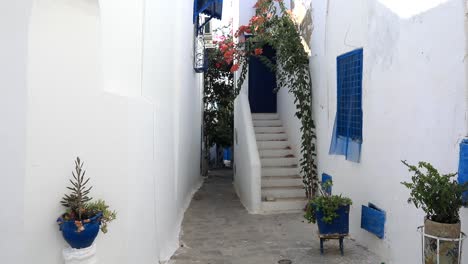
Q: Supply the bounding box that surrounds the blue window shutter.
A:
[329,48,363,163]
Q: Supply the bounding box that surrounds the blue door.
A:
[248,45,277,113]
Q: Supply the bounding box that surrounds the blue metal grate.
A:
[336,49,363,142]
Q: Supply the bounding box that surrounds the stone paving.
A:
[169,169,382,264]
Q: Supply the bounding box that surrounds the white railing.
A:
[233,92,262,213]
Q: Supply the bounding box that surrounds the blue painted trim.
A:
[458,139,468,203]
[361,203,385,239]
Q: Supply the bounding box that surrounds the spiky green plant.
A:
[61,157,92,220]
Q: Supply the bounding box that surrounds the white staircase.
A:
[252,113,307,213]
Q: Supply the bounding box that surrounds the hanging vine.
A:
[215,0,319,198]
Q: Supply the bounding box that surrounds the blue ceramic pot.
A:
[57,212,102,249]
[316,205,350,235]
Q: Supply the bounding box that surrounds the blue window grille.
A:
[329,48,363,163]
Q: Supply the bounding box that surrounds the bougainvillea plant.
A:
[214,0,319,198]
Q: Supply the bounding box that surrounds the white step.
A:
[261,197,307,213]
[262,166,299,177]
[262,186,305,198]
[256,133,288,141]
[259,149,294,158]
[252,113,279,120]
[261,157,297,167]
[253,120,282,127]
[262,176,303,187]
[255,126,285,133]
[257,141,289,149]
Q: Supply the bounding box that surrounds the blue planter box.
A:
[316,205,350,235]
[57,212,102,249]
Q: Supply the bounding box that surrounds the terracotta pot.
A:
[424,219,461,264]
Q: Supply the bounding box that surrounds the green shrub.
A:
[305,180,352,224]
[401,161,468,224]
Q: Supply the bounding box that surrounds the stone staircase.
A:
[252,113,307,213]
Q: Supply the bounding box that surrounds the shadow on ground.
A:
[169,169,380,264]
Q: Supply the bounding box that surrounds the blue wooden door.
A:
[248,45,277,113]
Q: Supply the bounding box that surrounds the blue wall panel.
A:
[361,203,386,239]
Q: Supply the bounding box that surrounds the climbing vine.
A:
[215,0,319,198]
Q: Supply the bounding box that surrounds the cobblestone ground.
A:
[169,169,382,264]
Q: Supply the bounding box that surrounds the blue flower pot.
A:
[57,212,102,249]
[316,205,350,235]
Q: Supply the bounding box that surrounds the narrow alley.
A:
[170,169,381,264]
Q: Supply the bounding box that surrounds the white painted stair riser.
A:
[257,141,290,149]
[262,198,307,212]
[253,119,282,127]
[262,187,305,198]
[254,126,285,133]
[256,133,288,141]
[261,166,299,177]
[252,113,279,120]
[261,157,297,167]
[262,176,303,187]
[259,149,294,158]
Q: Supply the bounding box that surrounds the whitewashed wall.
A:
[1,0,202,263]
[307,0,467,262]
[0,1,32,263]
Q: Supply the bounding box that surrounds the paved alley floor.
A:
[169,169,381,264]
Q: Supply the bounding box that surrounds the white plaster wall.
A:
[0,0,203,263]
[309,0,467,262]
[143,0,203,260]
[100,0,144,97]
[0,0,32,262]
[233,92,262,213]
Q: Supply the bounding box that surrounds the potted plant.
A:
[401,161,468,263]
[305,180,352,254]
[57,157,116,249]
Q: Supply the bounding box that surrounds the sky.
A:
[378,0,449,18]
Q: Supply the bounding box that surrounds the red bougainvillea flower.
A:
[220,44,229,52]
[254,48,263,56]
[230,64,240,73]
[235,25,253,37]
[215,63,221,69]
